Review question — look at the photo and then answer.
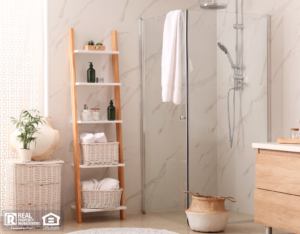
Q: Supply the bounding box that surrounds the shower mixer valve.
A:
[234,75,244,90]
[234,78,243,90]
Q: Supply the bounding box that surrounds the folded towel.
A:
[80,133,95,143]
[91,179,98,189]
[94,132,107,143]
[81,180,96,190]
[98,178,119,191]
[81,178,120,191]
[161,10,185,105]
[95,178,106,190]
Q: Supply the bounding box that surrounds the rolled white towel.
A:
[94,132,107,143]
[81,180,96,191]
[98,178,120,191]
[91,179,98,190]
[80,133,95,143]
[95,178,108,190]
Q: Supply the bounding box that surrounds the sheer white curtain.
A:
[0,0,44,209]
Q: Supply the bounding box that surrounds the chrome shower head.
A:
[217,42,238,69]
[217,42,228,54]
[200,0,227,10]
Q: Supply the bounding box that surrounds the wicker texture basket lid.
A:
[184,191,236,214]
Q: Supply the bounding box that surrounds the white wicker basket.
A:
[79,142,119,165]
[4,158,63,227]
[81,189,123,209]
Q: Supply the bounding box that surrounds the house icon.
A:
[42,213,60,226]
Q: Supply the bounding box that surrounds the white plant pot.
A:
[186,211,229,232]
[19,148,33,163]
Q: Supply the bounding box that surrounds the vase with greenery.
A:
[11,109,44,162]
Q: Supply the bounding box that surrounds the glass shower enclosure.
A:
[140,9,269,224]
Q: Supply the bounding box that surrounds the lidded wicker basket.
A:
[4,158,64,228]
[184,191,236,213]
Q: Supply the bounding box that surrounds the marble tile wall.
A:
[225,0,300,140]
[187,10,218,198]
[48,0,300,220]
[216,12,269,215]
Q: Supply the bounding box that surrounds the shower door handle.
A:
[180,116,187,120]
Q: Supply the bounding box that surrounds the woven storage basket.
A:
[4,158,63,228]
[81,189,123,209]
[184,191,236,213]
[79,142,119,165]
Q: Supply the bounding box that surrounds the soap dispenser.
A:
[87,62,95,83]
[80,104,91,121]
[107,100,115,121]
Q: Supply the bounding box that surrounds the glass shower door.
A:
[141,9,269,225]
[187,10,269,222]
[141,15,188,222]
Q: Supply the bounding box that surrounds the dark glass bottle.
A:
[87,62,95,83]
[107,100,115,121]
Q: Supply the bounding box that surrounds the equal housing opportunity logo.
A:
[42,213,60,226]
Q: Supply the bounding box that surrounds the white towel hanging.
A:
[161,10,185,105]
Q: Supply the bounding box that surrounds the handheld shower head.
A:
[217,42,228,54]
[217,42,239,69]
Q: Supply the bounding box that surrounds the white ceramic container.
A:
[80,110,91,121]
[19,148,33,163]
[185,211,229,232]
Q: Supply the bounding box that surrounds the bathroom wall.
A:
[216,12,269,215]
[188,11,218,198]
[225,0,300,141]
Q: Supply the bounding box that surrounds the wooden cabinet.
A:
[255,149,300,233]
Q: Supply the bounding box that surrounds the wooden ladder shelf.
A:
[69,28,126,223]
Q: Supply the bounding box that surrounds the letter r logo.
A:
[5,213,17,225]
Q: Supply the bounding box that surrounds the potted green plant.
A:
[10,109,45,163]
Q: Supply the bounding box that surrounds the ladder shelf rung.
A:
[71,205,127,213]
[74,50,119,54]
[74,120,123,124]
[71,163,125,168]
[76,82,121,86]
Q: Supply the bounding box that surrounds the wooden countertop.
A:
[252,142,300,153]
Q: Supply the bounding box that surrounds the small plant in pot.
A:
[10,109,45,163]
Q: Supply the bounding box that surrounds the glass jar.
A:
[91,108,100,120]
[291,128,299,139]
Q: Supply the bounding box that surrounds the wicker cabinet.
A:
[4,158,64,227]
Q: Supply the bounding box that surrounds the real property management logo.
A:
[4,212,60,229]
[4,213,17,226]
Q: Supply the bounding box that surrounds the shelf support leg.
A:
[69,28,82,223]
[112,30,126,220]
